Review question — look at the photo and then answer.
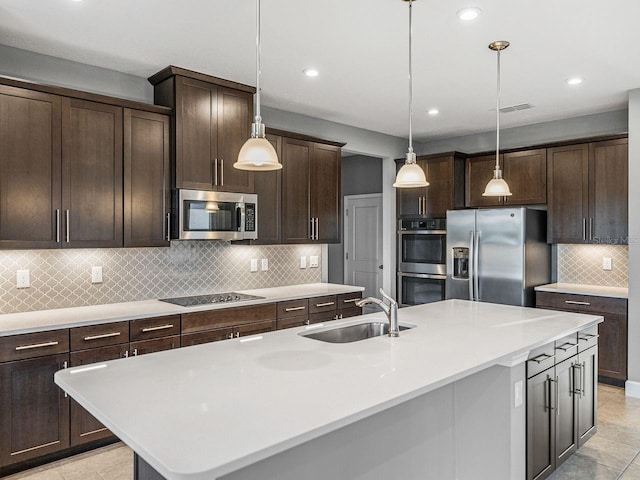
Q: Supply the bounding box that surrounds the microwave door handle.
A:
[468,230,475,301]
[237,204,245,233]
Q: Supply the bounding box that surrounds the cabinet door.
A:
[282,138,312,243]
[396,160,424,217]
[503,149,547,205]
[311,143,341,243]
[175,77,217,190]
[598,313,627,381]
[131,336,180,356]
[526,371,555,480]
[423,156,453,218]
[124,109,171,247]
[252,134,282,244]
[236,320,277,337]
[555,358,578,468]
[181,328,234,347]
[62,98,123,248]
[0,86,62,249]
[0,353,69,466]
[216,87,254,193]
[589,139,628,244]
[466,155,503,207]
[547,144,589,243]
[577,346,598,446]
[69,345,129,447]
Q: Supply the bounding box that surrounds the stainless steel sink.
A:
[300,321,415,343]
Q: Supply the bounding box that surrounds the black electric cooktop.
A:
[159,292,265,307]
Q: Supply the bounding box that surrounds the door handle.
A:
[582,218,587,241]
[213,159,218,186]
[166,213,171,241]
[474,230,480,302]
[315,218,319,240]
[418,197,422,215]
[220,159,224,186]
[589,218,594,241]
[468,230,475,301]
[55,209,60,243]
[65,210,70,243]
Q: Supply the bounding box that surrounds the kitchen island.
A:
[55,300,602,480]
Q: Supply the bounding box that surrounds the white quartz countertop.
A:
[0,283,364,337]
[55,300,602,480]
[535,283,628,299]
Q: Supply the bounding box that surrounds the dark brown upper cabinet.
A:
[548,139,627,244]
[466,149,546,207]
[397,152,465,218]
[0,86,62,249]
[310,143,341,242]
[62,98,123,248]
[252,133,282,244]
[150,67,255,193]
[282,138,313,243]
[124,109,171,248]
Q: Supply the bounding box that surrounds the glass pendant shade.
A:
[235,136,281,171]
[393,160,428,188]
[482,168,512,196]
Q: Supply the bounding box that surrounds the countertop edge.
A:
[535,283,628,299]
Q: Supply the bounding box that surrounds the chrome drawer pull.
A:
[578,334,599,341]
[564,300,591,306]
[343,298,359,303]
[84,332,121,341]
[15,341,59,351]
[529,353,555,364]
[141,324,174,333]
[555,342,577,352]
[315,302,335,307]
[285,306,306,312]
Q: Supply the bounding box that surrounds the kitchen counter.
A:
[55,300,602,480]
[535,282,628,299]
[0,283,364,337]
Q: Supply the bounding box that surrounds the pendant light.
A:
[234,0,282,171]
[393,0,428,188]
[483,41,512,196]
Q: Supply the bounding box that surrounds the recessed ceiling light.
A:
[566,77,584,86]
[303,68,319,78]
[457,7,481,21]
[428,108,439,116]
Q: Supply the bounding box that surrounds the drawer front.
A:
[236,320,277,337]
[309,295,338,314]
[555,333,579,364]
[131,336,180,356]
[70,344,129,367]
[70,322,129,351]
[181,328,234,347]
[130,315,181,342]
[578,325,599,352]
[309,311,339,325]
[536,291,627,315]
[182,303,277,334]
[0,329,69,363]
[337,292,363,309]
[277,316,308,330]
[277,299,309,319]
[339,307,363,319]
[527,342,555,378]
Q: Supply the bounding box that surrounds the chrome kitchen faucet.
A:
[356,289,399,337]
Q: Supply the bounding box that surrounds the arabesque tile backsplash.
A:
[0,242,322,314]
[556,244,628,288]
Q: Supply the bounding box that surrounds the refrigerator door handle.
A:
[468,230,475,301]
[474,230,481,302]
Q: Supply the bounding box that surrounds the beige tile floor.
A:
[3,384,639,480]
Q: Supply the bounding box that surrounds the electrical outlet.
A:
[250,259,258,272]
[603,257,612,271]
[16,270,30,289]
[309,255,319,268]
[300,256,307,269]
[261,258,269,271]
[91,266,103,284]
[514,380,523,408]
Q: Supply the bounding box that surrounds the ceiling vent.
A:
[499,103,534,113]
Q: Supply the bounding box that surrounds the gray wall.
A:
[328,156,383,284]
[419,110,628,155]
[628,90,640,394]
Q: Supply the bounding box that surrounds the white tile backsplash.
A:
[556,244,628,288]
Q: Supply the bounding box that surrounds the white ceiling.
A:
[0,0,638,141]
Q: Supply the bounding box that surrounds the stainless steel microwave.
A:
[174,190,257,241]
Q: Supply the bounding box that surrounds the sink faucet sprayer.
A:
[356,289,399,337]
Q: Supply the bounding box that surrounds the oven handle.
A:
[397,272,447,280]
[398,230,447,235]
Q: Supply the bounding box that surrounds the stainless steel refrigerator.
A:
[446,208,550,306]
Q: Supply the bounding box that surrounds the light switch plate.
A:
[309,255,319,268]
[250,259,258,272]
[603,257,612,271]
[16,270,30,289]
[300,256,307,269]
[261,258,269,271]
[91,266,103,284]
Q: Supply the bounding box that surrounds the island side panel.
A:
[135,454,166,480]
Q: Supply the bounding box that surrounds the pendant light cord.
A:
[495,48,500,170]
[255,0,261,124]
[408,0,414,158]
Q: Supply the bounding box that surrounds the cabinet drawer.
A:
[70,322,129,351]
[309,311,339,324]
[309,295,338,314]
[555,333,579,364]
[0,329,69,363]
[237,320,276,337]
[131,336,180,356]
[182,303,277,334]
[277,316,308,330]
[70,344,129,367]
[277,299,309,319]
[337,292,363,308]
[527,342,556,378]
[536,292,626,315]
[577,325,599,352]
[181,328,233,347]
[130,315,180,342]
[339,307,363,319]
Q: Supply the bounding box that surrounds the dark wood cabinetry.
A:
[466,154,502,207]
[124,109,171,247]
[252,134,283,244]
[311,143,341,242]
[397,152,465,218]
[282,138,312,243]
[548,139,628,244]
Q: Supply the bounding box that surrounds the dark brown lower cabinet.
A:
[131,336,180,356]
[69,345,129,447]
[0,353,70,465]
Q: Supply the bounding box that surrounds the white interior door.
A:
[344,194,383,308]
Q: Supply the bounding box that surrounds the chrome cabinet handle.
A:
[15,341,59,351]
[578,333,599,342]
[529,353,555,364]
[314,218,319,240]
[235,331,240,338]
[220,159,224,186]
[589,218,594,240]
[582,218,587,241]
[63,360,69,397]
[141,324,174,333]
[343,298,360,304]
[285,306,306,312]
[83,332,121,341]
[56,209,60,243]
[418,197,422,215]
[65,210,70,242]
[166,213,171,241]
[544,376,550,412]
[565,300,591,306]
[555,376,560,416]
[124,350,129,358]
[133,348,138,356]
[315,302,335,307]
[213,159,218,186]
[310,218,314,240]
[582,361,587,398]
[573,363,583,396]
[555,342,577,352]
